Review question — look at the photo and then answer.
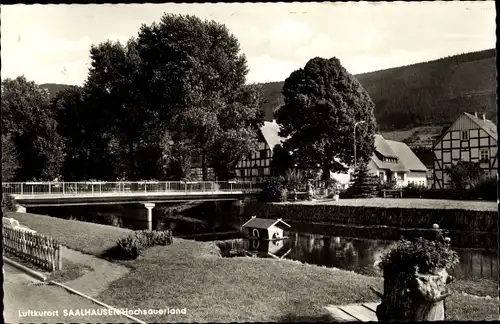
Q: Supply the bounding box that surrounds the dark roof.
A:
[464,112,497,140]
[241,217,291,229]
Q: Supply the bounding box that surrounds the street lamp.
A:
[353,120,366,171]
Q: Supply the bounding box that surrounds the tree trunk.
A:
[202,151,208,181]
[322,164,331,195]
[374,268,453,322]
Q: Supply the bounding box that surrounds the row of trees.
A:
[2,14,266,182]
[3,14,377,187]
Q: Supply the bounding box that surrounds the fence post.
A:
[48,183,51,194]
[63,183,65,195]
[21,183,24,195]
[58,244,62,270]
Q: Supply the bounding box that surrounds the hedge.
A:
[258,204,497,233]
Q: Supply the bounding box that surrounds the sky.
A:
[1,2,496,86]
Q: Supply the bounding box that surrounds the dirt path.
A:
[57,246,129,298]
[4,263,132,323]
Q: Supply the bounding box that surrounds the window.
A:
[259,149,268,159]
[480,149,489,162]
[461,131,469,140]
[379,172,384,182]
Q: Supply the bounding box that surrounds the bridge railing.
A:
[2,181,265,196]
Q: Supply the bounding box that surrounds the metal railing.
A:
[1,181,265,197]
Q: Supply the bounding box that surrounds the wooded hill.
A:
[260,48,496,132]
[39,48,496,134]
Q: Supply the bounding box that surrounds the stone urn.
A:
[371,228,458,322]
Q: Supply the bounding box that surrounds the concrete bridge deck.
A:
[3,181,263,230]
[3,181,262,207]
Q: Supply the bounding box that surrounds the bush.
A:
[2,194,17,212]
[402,183,427,198]
[117,233,147,259]
[469,177,497,201]
[117,229,173,259]
[379,228,460,275]
[259,177,285,202]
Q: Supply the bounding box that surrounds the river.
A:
[28,203,498,282]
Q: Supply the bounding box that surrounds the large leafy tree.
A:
[134,14,264,180]
[1,134,20,181]
[275,57,377,188]
[1,76,65,180]
[76,14,264,181]
[52,85,115,180]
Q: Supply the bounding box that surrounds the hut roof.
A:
[241,216,291,229]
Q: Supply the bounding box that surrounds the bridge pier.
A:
[143,203,155,231]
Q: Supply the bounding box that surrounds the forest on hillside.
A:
[40,49,496,132]
[259,49,496,131]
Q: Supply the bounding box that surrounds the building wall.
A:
[433,115,498,189]
[234,134,272,181]
[407,171,427,187]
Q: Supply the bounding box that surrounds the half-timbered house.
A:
[432,112,498,189]
[234,121,285,181]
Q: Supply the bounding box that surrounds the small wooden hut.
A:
[241,216,291,240]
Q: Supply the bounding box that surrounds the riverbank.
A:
[7,212,499,322]
[255,198,497,232]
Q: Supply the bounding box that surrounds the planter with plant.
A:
[371,224,459,321]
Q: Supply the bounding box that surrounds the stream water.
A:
[28,204,499,282]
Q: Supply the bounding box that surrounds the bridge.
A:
[2,181,264,230]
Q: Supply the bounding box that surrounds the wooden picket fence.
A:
[2,226,62,271]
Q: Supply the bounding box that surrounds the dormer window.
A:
[461,131,469,140]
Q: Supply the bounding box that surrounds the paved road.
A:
[3,263,134,323]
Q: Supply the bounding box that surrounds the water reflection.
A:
[216,232,498,281]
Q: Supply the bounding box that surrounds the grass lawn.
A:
[290,198,497,211]
[7,212,499,322]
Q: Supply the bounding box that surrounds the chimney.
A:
[482,113,486,121]
[474,112,478,118]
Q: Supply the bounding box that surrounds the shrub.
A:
[117,229,173,259]
[379,228,460,275]
[259,177,285,202]
[117,233,147,259]
[2,194,17,212]
[137,229,173,246]
[469,177,497,201]
[402,183,426,198]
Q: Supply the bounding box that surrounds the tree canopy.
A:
[275,57,377,185]
[3,14,265,182]
[1,76,65,181]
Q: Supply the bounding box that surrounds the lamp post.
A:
[353,120,366,171]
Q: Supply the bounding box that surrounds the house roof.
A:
[464,112,497,141]
[371,135,427,172]
[385,140,428,172]
[374,134,398,158]
[241,216,291,229]
[260,121,286,151]
[371,154,409,172]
